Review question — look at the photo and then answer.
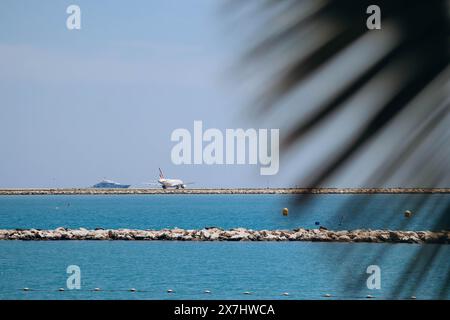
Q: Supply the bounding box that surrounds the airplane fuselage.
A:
[158,178,185,189]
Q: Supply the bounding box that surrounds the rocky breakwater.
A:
[1,188,450,195]
[0,227,449,244]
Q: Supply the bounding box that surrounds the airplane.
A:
[144,168,193,189]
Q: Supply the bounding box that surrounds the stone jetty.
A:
[0,227,448,244]
[1,188,450,195]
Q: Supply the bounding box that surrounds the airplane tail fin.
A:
[159,168,165,179]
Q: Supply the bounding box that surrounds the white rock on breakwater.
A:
[0,227,448,244]
[1,188,450,195]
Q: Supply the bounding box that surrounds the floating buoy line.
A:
[13,288,417,299]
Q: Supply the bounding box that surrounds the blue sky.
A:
[1,1,443,188]
[0,0,286,188]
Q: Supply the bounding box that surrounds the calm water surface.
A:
[0,194,448,299]
[0,194,448,230]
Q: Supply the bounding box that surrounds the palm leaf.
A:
[233,0,450,298]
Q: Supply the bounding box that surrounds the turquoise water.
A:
[0,194,448,230]
[0,241,448,300]
[0,194,448,300]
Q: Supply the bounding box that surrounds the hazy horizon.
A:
[1,1,448,188]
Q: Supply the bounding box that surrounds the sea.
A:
[0,194,448,300]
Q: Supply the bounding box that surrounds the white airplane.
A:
[144,168,193,189]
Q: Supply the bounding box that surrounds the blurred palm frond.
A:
[236,0,450,187]
[232,0,450,298]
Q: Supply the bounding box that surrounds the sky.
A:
[0,0,262,188]
[0,1,447,188]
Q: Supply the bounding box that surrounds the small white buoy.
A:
[366,294,374,299]
[243,291,252,295]
[167,289,174,293]
[404,210,413,218]
[204,290,211,294]
[58,288,65,292]
[129,288,136,292]
[282,292,289,296]
[23,287,30,291]
[94,288,101,291]
[323,293,332,298]
[410,295,417,300]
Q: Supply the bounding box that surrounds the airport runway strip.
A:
[1,188,450,195]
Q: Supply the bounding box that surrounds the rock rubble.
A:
[0,227,448,243]
[1,188,450,195]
